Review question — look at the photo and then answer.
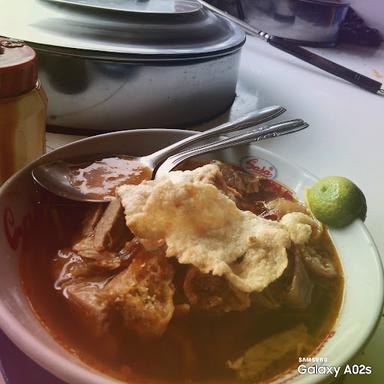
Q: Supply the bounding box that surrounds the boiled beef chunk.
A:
[62,247,175,339]
[73,198,132,261]
[80,205,105,237]
[94,197,132,251]
[66,282,109,336]
[103,249,175,338]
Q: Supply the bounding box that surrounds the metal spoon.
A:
[32,106,285,202]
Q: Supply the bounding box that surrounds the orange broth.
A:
[21,159,343,383]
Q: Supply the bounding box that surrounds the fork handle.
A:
[144,105,285,167]
[155,119,308,176]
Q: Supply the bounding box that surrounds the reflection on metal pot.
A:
[39,52,241,130]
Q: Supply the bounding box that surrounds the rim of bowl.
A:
[0,128,382,384]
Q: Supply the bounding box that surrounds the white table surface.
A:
[237,36,384,384]
[43,35,384,383]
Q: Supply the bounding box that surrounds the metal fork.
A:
[154,119,309,178]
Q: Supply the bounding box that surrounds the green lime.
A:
[305,176,367,228]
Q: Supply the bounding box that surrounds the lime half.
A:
[305,176,367,228]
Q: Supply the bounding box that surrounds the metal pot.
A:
[0,0,245,131]
[241,0,350,46]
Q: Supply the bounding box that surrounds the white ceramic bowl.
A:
[0,129,383,384]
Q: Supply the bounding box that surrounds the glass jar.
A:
[0,38,47,185]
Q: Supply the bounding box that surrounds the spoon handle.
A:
[143,105,285,168]
[155,119,308,177]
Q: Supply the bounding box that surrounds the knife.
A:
[199,0,384,96]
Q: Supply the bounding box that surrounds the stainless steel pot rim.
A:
[0,0,245,59]
[31,40,245,62]
[45,0,203,15]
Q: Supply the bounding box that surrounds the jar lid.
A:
[0,38,38,98]
[0,0,245,61]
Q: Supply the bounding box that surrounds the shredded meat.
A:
[183,266,250,313]
[251,248,314,310]
[296,244,337,279]
[251,287,281,310]
[177,160,260,203]
[284,251,314,309]
[72,205,106,260]
[266,198,308,220]
[212,160,260,195]
[63,252,122,280]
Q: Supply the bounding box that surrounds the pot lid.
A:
[0,0,245,60]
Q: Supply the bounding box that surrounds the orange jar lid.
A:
[0,38,38,98]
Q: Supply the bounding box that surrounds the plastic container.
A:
[0,38,47,184]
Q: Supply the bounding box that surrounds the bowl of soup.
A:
[0,129,383,384]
